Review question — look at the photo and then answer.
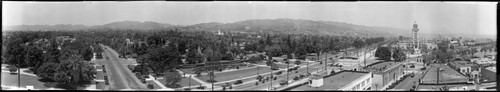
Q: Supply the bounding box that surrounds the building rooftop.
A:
[290,71,369,91]
[449,60,477,68]
[96,71,104,80]
[421,64,469,84]
[362,61,402,73]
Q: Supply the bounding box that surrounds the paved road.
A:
[99,44,147,90]
[391,71,423,90]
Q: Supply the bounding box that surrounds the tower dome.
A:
[412,21,419,32]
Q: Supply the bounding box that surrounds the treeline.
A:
[2,29,386,89]
[2,30,100,89]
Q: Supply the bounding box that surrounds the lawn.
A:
[146,81,162,89]
[252,61,268,65]
[96,82,104,89]
[276,63,294,69]
[179,64,254,75]
[197,67,273,83]
[158,77,202,88]
[1,72,51,89]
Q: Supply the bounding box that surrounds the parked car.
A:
[411,73,415,77]
[293,76,300,80]
[279,80,288,85]
[421,67,426,70]
[299,75,305,78]
[410,64,415,68]
[275,71,282,75]
[233,80,243,85]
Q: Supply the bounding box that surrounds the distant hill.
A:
[179,19,407,37]
[3,21,173,31]
[3,19,410,37]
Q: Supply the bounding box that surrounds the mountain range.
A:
[3,19,410,37]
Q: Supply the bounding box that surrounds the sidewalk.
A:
[1,67,38,77]
[146,75,175,90]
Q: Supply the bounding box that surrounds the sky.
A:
[2,1,497,36]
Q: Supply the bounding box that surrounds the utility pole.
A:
[212,66,214,91]
[437,67,440,84]
[270,70,273,91]
[286,59,289,85]
[189,75,192,89]
[306,59,309,74]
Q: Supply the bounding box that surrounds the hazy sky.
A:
[2,1,497,36]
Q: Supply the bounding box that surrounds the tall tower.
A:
[412,21,420,53]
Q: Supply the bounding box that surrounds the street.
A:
[391,71,423,90]
[99,44,148,89]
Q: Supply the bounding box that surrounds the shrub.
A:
[147,84,154,89]
[9,66,18,73]
[256,82,259,85]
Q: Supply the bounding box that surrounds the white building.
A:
[290,71,372,91]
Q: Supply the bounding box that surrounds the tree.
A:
[203,48,222,62]
[295,60,301,66]
[207,71,217,83]
[422,53,435,65]
[270,62,279,70]
[264,45,283,57]
[81,46,93,61]
[9,66,17,73]
[186,50,204,64]
[53,54,96,89]
[25,45,44,73]
[375,47,392,61]
[193,67,204,77]
[266,60,275,66]
[392,49,406,62]
[164,70,182,88]
[143,47,181,74]
[352,38,366,57]
[434,50,454,63]
[36,62,59,80]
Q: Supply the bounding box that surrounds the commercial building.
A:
[421,64,469,84]
[393,22,437,54]
[286,71,372,91]
[361,61,405,90]
[448,61,481,80]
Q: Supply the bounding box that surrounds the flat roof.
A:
[363,61,402,72]
[449,60,477,68]
[290,71,369,90]
[96,71,104,80]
